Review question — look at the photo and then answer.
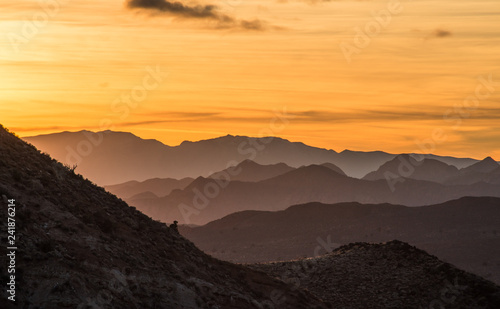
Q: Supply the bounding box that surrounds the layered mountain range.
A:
[111,158,500,226]
[2,125,500,308]
[24,130,500,227]
[364,154,500,185]
[24,130,482,185]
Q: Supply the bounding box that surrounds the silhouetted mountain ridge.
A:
[209,159,296,182]
[24,130,484,185]
[363,154,459,183]
[462,157,499,174]
[444,157,500,185]
[129,162,500,225]
[105,177,194,198]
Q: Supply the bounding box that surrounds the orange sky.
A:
[1,0,499,159]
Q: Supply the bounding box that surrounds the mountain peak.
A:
[396,153,415,160]
[263,164,348,185]
[320,162,347,176]
[340,149,391,155]
[208,159,295,183]
[363,154,458,183]
[461,156,499,174]
[482,156,497,164]
[237,158,262,167]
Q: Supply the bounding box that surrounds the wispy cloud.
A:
[128,0,229,20]
[432,28,452,38]
[15,126,75,134]
[239,19,266,30]
[112,107,500,127]
[276,0,372,4]
[287,107,500,123]
[15,105,500,137]
[424,28,453,40]
[127,0,268,30]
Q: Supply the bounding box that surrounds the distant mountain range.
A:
[120,159,500,225]
[107,160,348,200]
[105,177,194,199]
[23,130,484,185]
[364,154,500,185]
[181,196,500,285]
[446,157,500,185]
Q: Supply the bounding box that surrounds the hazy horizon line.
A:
[18,127,497,162]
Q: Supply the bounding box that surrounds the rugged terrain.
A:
[0,125,328,308]
[251,241,500,309]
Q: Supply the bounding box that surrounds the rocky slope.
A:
[0,125,328,308]
[250,241,500,309]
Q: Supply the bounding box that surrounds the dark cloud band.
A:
[127,0,267,30]
[128,0,229,20]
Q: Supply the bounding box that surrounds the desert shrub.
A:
[64,163,78,173]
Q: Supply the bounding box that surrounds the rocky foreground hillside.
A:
[0,125,327,308]
[250,241,500,309]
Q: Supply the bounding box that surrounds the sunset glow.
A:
[1,0,499,158]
